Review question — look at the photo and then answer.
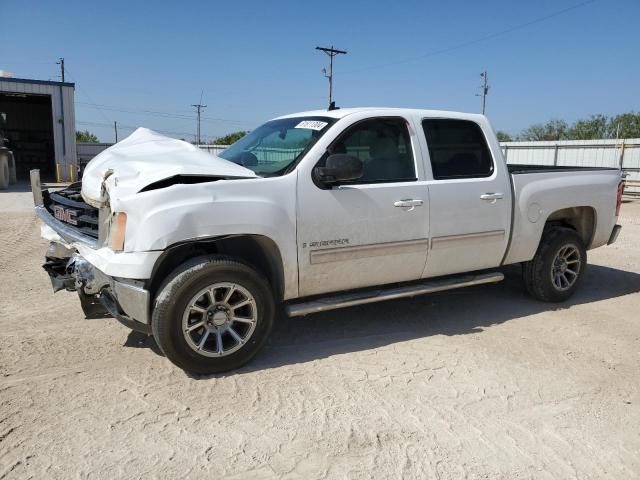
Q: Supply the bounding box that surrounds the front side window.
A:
[219,116,335,176]
[321,117,416,183]
[422,119,494,180]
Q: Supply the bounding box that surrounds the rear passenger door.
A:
[420,118,511,278]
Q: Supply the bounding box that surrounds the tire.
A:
[0,155,8,190]
[523,227,586,302]
[152,255,275,374]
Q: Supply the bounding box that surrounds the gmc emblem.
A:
[52,205,78,225]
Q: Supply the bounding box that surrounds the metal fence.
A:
[501,138,640,193]
[196,144,228,156]
[77,143,114,165]
[198,145,307,165]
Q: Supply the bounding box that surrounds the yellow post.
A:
[69,164,76,182]
[55,163,62,183]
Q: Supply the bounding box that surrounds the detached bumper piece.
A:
[78,290,112,319]
[608,224,622,245]
[42,257,76,292]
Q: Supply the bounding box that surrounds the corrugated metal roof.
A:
[0,77,74,88]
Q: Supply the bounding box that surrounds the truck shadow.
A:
[125,264,640,378]
[248,264,640,375]
[0,181,31,193]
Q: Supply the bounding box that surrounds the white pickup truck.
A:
[31,108,624,374]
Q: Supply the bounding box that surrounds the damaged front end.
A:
[30,128,256,336]
[43,245,112,319]
[32,170,152,334]
[42,244,151,334]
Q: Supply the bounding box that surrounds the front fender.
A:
[115,174,299,298]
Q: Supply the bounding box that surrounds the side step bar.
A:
[285,272,504,317]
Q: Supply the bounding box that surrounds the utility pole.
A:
[477,69,489,115]
[114,121,118,142]
[56,57,65,82]
[316,45,347,109]
[191,103,206,145]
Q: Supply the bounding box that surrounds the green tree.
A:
[518,119,568,141]
[76,130,99,142]
[608,112,640,139]
[567,114,609,140]
[212,131,248,145]
[496,131,513,142]
[515,112,640,142]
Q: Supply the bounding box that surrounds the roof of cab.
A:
[274,107,486,121]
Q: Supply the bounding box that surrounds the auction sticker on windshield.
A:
[295,120,328,130]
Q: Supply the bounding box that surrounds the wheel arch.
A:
[148,234,286,303]
[544,206,596,248]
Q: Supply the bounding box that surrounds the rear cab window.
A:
[421,119,494,180]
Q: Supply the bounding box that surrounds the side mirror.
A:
[314,154,363,186]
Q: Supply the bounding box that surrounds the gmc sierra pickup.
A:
[31,108,624,373]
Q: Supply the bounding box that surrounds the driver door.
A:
[296,117,430,297]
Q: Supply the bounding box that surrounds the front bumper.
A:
[31,169,152,332]
[44,250,152,332]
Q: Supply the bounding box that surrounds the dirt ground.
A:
[1,185,639,480]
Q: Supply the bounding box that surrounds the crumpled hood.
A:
[81,128,257,207]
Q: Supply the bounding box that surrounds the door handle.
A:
[480,193,504,204]
[394,199,423,210]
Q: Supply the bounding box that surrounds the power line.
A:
[338,0,598,75]
[316,46,347,109]
[63,67,113,125]
[77,101,193,120]
[77,120,197,139]
[67,68,242,140]
[75,101,250,126]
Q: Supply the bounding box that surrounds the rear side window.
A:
[422,119,494,180]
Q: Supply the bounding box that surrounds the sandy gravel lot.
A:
[1,185,639,479]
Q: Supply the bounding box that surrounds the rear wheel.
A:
[152,255,275,374]
[523,227,586,302]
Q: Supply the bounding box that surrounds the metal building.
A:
[0,75,76,182]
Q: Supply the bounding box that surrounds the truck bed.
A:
[503,165,622,266]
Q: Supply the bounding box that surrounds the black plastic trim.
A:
[508,164,620,174]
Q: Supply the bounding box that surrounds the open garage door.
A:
[0,92,55,181]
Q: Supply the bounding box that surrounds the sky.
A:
[1,0,639,143]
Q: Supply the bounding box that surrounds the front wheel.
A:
[523,227,586,302]
[152,255,275,374]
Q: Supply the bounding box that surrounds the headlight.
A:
[110,212,127,251]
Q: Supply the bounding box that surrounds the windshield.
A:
[219,116,335,176]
